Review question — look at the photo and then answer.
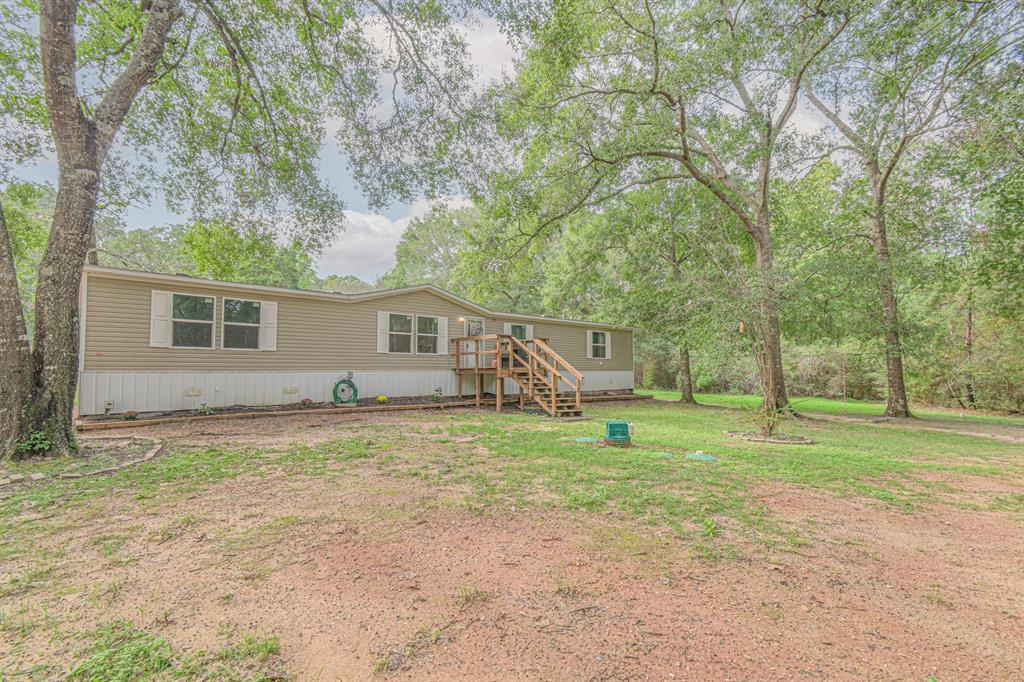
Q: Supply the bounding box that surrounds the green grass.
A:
[1,402,1021,575]
[63,620,286,681]
[1,403,1022,676]
[397,401,1022,555]
[66,620,174,681]
[638,389,1024,426]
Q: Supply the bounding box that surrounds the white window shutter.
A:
[503,322,511,335]
[377,311,389,353]
[605,331,611,358]
[150,290,172,347]
[526,324,534,340]
[259,301,278,351]
[586,330,594,359]
[437,316,448,354]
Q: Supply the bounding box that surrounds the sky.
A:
[13,17,517,284]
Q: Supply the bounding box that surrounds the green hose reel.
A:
[332,378,358,405]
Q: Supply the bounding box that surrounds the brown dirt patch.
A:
[808,411,1024,444]
[3,413,1023,680]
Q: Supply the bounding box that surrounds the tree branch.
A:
[93,0,184,155]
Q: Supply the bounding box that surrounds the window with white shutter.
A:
[222,298,261,350]
[378,311,450,355]
[259,301,277,351]
[150,290,172,347]
[587,330,609,359]
[170,293,215,348]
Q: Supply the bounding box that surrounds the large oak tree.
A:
[805,0,1021,417]
[481,0,850,412]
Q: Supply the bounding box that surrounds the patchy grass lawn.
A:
[640,388,1024,427]
[2,401,1023,679]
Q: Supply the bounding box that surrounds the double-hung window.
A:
[378,311,447,355]
[416,315,440,354]
[151,290,276,350]
[388,313,414,353]
[223,298,261,350]
[171,294,215,348]
[588,330,609,359]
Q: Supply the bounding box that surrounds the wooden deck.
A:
[451,334,584,417]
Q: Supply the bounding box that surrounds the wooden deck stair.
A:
[452,334,584,418]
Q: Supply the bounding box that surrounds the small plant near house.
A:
[300,398,314,409]
[198,403,214,416]
[376,395,389,404]
[431,387,444,403]
[15,430,51,457]
[122,411,138,421]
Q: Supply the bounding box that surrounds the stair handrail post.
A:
[549,370,557,417]
[528,349,534,397]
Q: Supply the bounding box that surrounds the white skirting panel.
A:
[78,368,635,415]
[79,370,459,415]
[582,370,635,391]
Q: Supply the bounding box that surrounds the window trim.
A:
[221,297,262,352]
[588,329,609,360]
[415,314,440,355]
[464,317,485,337]
[386,311,415,355]
[170,293,216,350]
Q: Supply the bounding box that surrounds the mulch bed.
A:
[78,391,646,425]
[724,431,815,445]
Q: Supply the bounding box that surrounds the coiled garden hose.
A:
[332,378,358,404]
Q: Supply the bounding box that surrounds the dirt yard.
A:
[3,407,1023,680]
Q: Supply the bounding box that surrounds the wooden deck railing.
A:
[450,334,582,415]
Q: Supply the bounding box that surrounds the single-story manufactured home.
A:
[77,266,635,417]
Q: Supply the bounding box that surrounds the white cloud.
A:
[316,20,513,282]
[315,196,472,282]
[324,17,517,139]
[464,17,518,84]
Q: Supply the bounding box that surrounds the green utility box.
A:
[604,420,631,446]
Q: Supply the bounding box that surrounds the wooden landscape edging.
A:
[75,393,652,432]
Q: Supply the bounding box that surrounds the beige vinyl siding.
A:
[528,321,632,372]
[85,276,474,371]
[82,271,633,374]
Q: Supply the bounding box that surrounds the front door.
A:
[463,318,485,368]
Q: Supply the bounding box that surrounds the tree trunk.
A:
[868,186,912,418]
[24,0,182,456]
[677,347,696,404]
[28,164,102,455]
[751,225,789,413]
[964,289,976,409]
[0,201,35,459]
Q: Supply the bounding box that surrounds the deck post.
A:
[528,352,534,398]
[496,374,504,412]
[475,372,482,407]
